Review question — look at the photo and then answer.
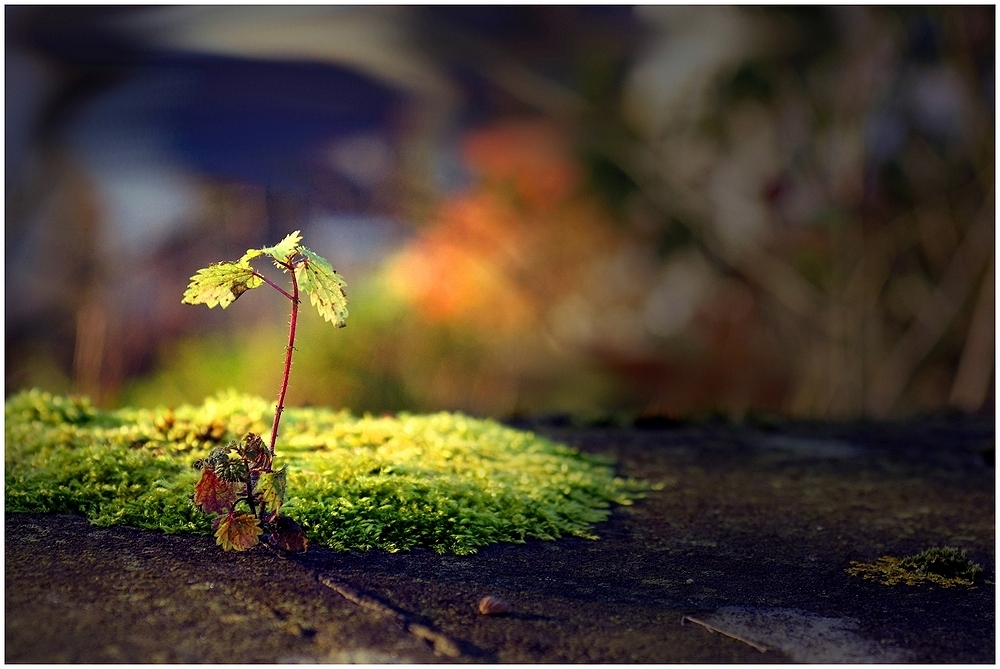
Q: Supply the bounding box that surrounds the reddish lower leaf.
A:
[193,467,237,514]
[241,433,271,470]
[215,511,263,551]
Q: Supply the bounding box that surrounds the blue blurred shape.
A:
[166,55,403,188]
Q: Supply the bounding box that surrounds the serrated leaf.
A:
[239,432,266,458]
[240,230,302,268]
[260,230,302,264]
[182,261,263,309]
[215,511,262,551]
[257,467,287,512]
[239,248,265,263]
[238,432,271,469]
[294,247,348,327]
[206,444,234,470]
[193,468,237,514]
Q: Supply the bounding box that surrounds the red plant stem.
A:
[267,260,300,456]
[251,270,295,301]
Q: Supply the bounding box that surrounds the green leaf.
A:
[261,230,302,264]
[239,248,264,263]
[295,247,349,327]
[204,444,235,470]
[241,230,302,268]
[215,511,262,551]
[182,261,263,309]
[193,468,237,515]
[257,467,287,512]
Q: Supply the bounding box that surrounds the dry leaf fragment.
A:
[269,515,309,553]
[477,595,510,615]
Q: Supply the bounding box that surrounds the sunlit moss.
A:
[846,547,985,588]
[5,389,646,555]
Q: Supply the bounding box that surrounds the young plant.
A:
[182,230,347,551]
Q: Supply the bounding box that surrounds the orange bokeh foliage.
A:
[386,118,619,335]
[461,119,582,210]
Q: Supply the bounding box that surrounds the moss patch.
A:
[847,547,985,588]
[5,389,645,555]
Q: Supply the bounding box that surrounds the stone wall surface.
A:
[6,416,994,662]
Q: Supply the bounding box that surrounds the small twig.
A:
[259,551,470,659]
[317,574,464,658]
[681,615,769,653]
[317,575,405,622]
[948,255,994,411]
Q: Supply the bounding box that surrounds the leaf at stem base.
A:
[193,468,238,515]
[257,466,287,513]
[215,510,263,551]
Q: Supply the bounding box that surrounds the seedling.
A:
[182,230,347,551]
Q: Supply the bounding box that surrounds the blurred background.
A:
[6,6,994,421]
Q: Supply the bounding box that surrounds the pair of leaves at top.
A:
[181,230,348,327]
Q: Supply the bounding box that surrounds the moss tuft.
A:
[5,389,646,555]
[899,546,985,582]
[847,546,985,588]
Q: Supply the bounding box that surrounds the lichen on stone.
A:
[846,547,985,588]
[5,389,646,555]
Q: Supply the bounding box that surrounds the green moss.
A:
[847,547,985,588]
[900,546,985,582]
[5,389,646,555]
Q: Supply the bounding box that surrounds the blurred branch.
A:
[844,213,921,313]
[73,297,107,402]
[425,16,586,118]
[488,59,586,118]
[440,12,833,341]
[866,187,995,416]
[948,256,994,412]
[730,246,829,327]
[608,138,832,334]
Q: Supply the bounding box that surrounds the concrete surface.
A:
[6,415,994,662]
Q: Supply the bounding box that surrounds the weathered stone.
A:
[6,416,993,662]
